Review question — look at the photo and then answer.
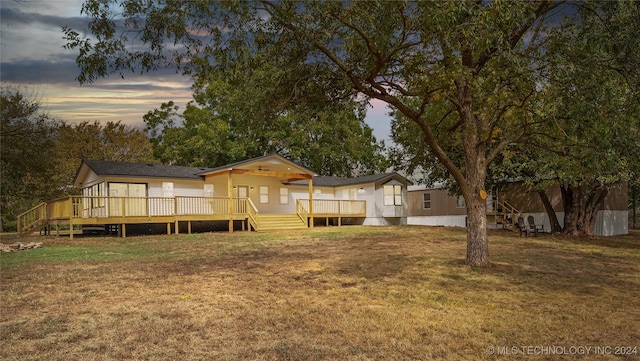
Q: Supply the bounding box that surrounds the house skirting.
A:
[408,215,467,228]
[408,210,628,236]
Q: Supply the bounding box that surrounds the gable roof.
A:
[198,154,317,177]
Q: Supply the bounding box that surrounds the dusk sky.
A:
[0,0,392,141]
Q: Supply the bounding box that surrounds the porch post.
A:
[308,178,314,228]
[69,197,74,240]
[227,171,234,233]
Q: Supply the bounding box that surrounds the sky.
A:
[0,0,392,142]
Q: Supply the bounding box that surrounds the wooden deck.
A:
[17,196,367,238]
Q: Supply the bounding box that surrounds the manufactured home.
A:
[18,154,410,237]
[407,182,629,236]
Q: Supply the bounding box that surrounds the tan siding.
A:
[408,189,466,216]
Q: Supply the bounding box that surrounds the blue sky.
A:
[0,0,392,141]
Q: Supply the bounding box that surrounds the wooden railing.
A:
[486,199,521,230]
[17,202,47,235]
[246,198,259,231]
[296,200,309,224]
[18,196,368,235]
[296,199,366,216]
[17,196,252,234]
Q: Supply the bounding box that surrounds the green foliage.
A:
[1,88,61,232]
[54,120,156,189]
[1,88,156,232]
[63,0,570,265]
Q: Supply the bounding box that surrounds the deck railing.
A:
[18,196,367,235]
[17,196,252,234]
[296,199,366,216]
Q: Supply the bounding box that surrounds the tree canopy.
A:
[63,0,638,266]
[0,87,156,232]
[63,0,566,266]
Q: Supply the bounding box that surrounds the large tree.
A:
[0,88,61,232]
[0,87,155,232]
[65,0,565,266]
[486,1,640,236]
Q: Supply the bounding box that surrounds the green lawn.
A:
[1,226,639,360]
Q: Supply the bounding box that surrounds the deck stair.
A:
[487,200,521,232]
[254,214,308,231]
[18,219,48,236]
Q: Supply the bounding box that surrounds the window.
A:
[456,195,466,208]
[423,193,431,209]
[260,186,269,203]
[384,185,403,206]
[162,182,174,198]
[83,182,105,209]
[108,183,147,216]
[343,188,356,200]
[204,184,214,197]
[280,188,289,204]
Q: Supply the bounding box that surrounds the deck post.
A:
[69,197,74,240]
[227,171,234,233]
[167,222,171,235]
[308,178,314,228]
[175,220,179,234]
[188,221,192,234]
[121,224,127,238]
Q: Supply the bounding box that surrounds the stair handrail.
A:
[246,198,259,231]
[497,200,521,224]
[296,199,309,225]
[17,202,48,235]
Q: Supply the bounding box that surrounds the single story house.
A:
[407,182,628,236]
[18,154,410,237]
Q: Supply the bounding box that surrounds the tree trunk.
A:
[459,83,491,267]
[537,189,562,233]
[465,192,490,267]
[561,183,607,236]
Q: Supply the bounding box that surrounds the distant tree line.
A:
[0,87,156,232]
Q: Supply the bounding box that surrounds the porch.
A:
[17,196,367,238]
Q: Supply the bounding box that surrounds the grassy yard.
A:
[1,226,639,361]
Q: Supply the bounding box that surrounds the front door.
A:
[237,186,249,198]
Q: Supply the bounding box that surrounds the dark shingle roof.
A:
[288,173,409,187]
[83,160,212,180]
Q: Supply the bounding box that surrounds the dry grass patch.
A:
[1,227,639,360]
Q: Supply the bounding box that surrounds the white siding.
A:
[408,215,467,228]
[147,180,204,197]
[593,210,628,236]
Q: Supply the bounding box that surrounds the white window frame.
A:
[384,185,402,206]
[423,193,431,210]
[280,187,289,204]
[259,186,269,204]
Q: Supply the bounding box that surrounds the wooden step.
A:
[255,214,307,231]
